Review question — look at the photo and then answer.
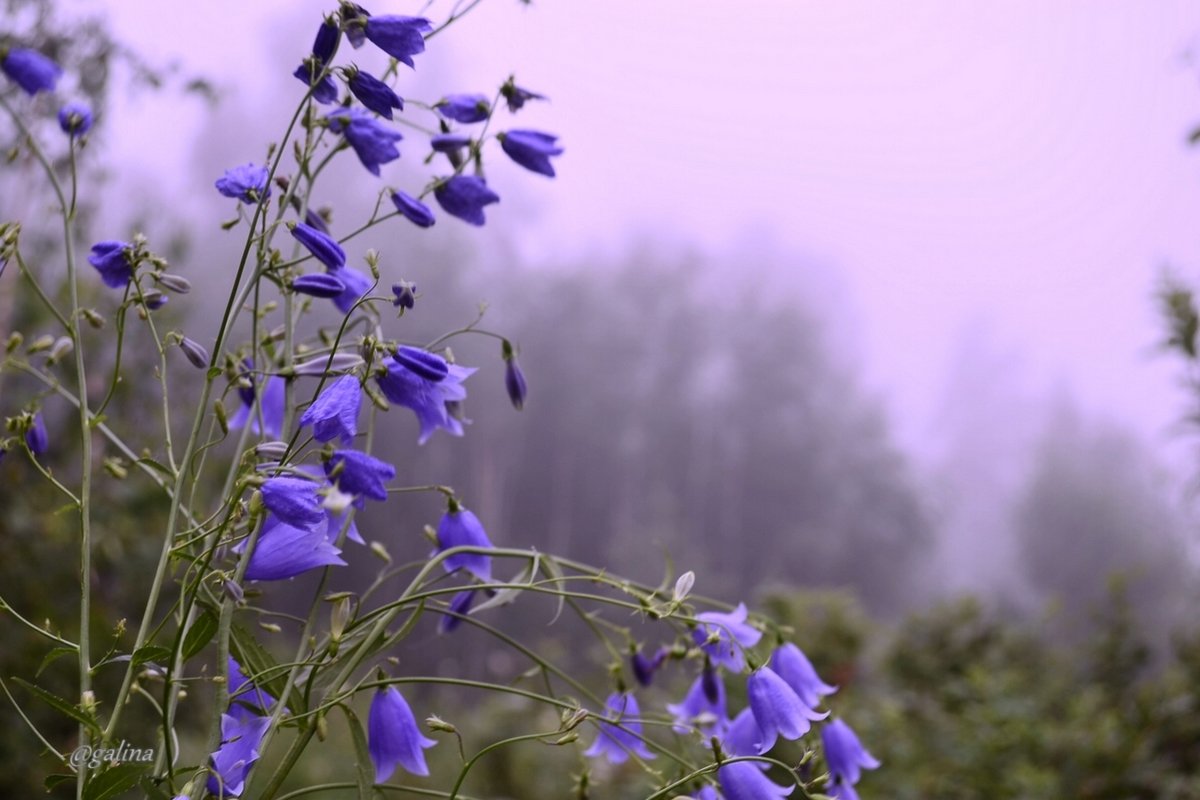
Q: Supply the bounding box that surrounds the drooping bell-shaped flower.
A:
[326,107,403,176]
[347,67,403,119]
[392,280,417,310]
[499,130,563,177]
[1,48,61,95]
[291,273,346,298]
[722,707,766,759]
[293,17,341,104]
[325,449,395,502]
[821,718,880,789]
[435,505,494,581]
[290,222,345,270]
[229,373,287,440]
[502,344,527,410]
[769,643,836,710]
[500,80,545,113]
[631,646,667,688]
[716,761,794,800]
[368,686,437,781]
[227,657,281,719]
[667,668,727,735]
[433,175,499,226]
[584,692,655,764]
[692,603,762,672]
[435,93,491,123]
[390,190,435,227]
[363,16,433,68]
[376,348,475,444]
[438,588,477,634]
[25,412,48,456]
[87,240,134,289]
[206,713,270,797]
[331,266,373,314]
[298,374,360,444]
[58,102,93,137]
[215,163,270,204]
[746,667,828,753]
[260,476,327,532]
[241,515,347,581]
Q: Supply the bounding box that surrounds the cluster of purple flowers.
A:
[1,46,93,137]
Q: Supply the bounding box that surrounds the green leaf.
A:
[83,761,151,800]
[11,677,99,733]
[134,457,176,478]
[139,778,173,800]
[131,645,172,668]
[44,773,74,791]
[341,705,375,800]
[35,646,77,678]
[182,609,218,661]
[230,622,306,715]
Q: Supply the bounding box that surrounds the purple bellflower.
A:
[667,670,727,736]
[363,16,433,68]
[436,505,494,581]
[325,449,395,502]
[1,48,61,95]
[325,507,364,546]
[821,718,880,789]
[390,190,435,227]
[298,374,360,444]
[368,686,437,781]
[499,130,563,177]
[260,476,327,532]
[433,175,499,226]
[696,787,721,800]
[504,352,527,410]
[331,265,373,314]
[347,68,403,118]
[693,603,762,672]
[584,692,655,764]
[631,647,667,688]
[58,102,92,137]
[227,657,280,719]
[769,643,836,710]
[229,374,286,440]
[501,81,545,113]
[25,412,48,456]
[215,163,270,204]
[436,93,491,123]
[290,222,345,270]
[326,106,403,176]
[241,515,347,581]
[87,240,133,288]
[293,18,341,104]
[438,588,477,634]
[392,280,417,310]
[723,707,766,759]
[393,345,449,381]
[291,273,346,298]
[746,667,828,753]
[376,347,475,444]
[716,761,794,800]
[206,713,270,798]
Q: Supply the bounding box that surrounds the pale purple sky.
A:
[81,0,1200,466]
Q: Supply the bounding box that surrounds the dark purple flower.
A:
[693,603,762,672]
[290,222,345,270]
[143,290,169,310]
[501,81,545,113]
[311,17,340,63]
[430,132,470,155]
[746,667,828,753]
[293,60,338,104]
[391,280,417,310]
[227,657,281,718]
[326,107,403,176]
[504,354,527,410]
[206,713,270,797]
[216,163,270,203]
[390,191,435,227]
[821,718,880,789]
[87,240,133,289]
[438,589,477,634]
[1,48,61,96]
[341,3,370,48]
[291,273,346,298]
[298,374,360,444]
[363,16,432,68]
[25,413,48,456]
[436,93,491,124]
[261,476,326,532]
[500,129,563,178]
[584,692,655,764]
[57,102,92,137]
[436,506,494,581]
[667,670,727,735]
[229,374,286,439]
[348,68,403,119]
[433,175,499,226]
[331,266,373,314]
[631,647,667,687]
[242,516,347,581]
[368,686,436,781]
[717,761,794,800]
[325,449,395,502]
[376,349,475,444]
[769,643,837,710]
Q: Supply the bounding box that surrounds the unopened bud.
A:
[259,622,282,633]
[142,290,169,310]
[47,336,74,364]
[673,571,695,603]
[178,337,210,369]
[369,541,391,563]
[223,579,245,604]
[426,715,457,733]
[330,596,351,643]
[561,708,589,731]
[154,273,192,294]
[255,441,290,460]
[102,457,128,480]
[293,352,364,376]
[81,309,105,329]
[27,334,54,354]
[6,331,23,352]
